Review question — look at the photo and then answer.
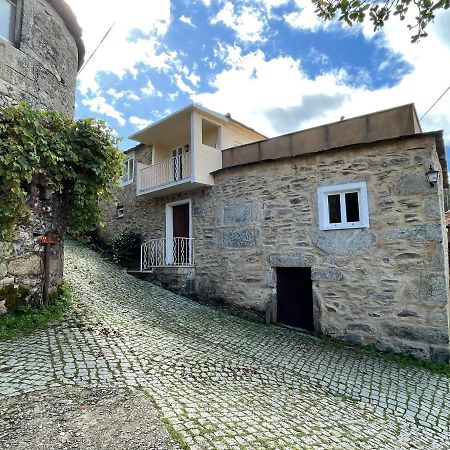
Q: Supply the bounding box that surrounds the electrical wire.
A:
[420,83,450,121]
[78,22,116,74]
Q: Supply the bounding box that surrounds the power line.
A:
[78,22,116,74]
[420,83,450,121]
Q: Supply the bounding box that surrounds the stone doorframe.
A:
[267,253,323,333]
[165,199,193,265]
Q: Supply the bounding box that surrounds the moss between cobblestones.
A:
[142,389,191,450]
[0,281,73,340]
[317,333,450,378]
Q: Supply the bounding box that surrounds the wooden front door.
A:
[276,267,314,331]
[172,203,190,264]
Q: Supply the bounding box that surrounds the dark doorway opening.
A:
[172,203,190,264]
[276,267,314,331]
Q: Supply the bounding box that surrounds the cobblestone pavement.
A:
[1,240,450,449]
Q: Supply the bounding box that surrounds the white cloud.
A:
[82,96,126,126]
[168,92,179,101]
[186,72,201,87]
[174,74,196,95]
[211,2,267,43]
[129,116,152,130]
[107,88,140,102]
[260,0,290,9]
[141,80,162,97]
[193,11,450,146]
[180,15,195,27]
[284,0,336,32]
[66,0,173,96]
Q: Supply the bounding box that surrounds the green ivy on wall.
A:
[0,103,123,241]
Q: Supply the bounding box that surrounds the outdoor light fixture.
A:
[425,165,440,187]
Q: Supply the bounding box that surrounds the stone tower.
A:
[0,0,84,308]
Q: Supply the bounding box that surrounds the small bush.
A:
[85,228,113,256]
[0,284,31,314]
[110,231,142,266]
[0,281,73,340]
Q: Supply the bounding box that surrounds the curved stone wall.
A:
[0,0,82,115]
[0,0,83,309]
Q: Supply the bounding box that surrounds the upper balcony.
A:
[128,104,266,197]
[138,149,192,195]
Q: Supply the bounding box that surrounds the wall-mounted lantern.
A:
[425,165,439,187]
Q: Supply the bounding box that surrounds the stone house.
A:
[0,0,84,308]
[102,103,450,363]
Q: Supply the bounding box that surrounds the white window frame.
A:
[0,0,18,44]
[120,157,135,186]
[116,206,124,219]
[318,182,369,231]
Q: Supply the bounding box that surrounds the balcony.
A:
[141,237,195,269]
[138,152,192,195]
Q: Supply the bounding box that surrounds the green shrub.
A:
[0,284,31,314]
[110,231,142,266]
[0,281,73,340]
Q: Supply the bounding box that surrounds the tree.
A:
[0,103,123,241]
[311,0,450,42]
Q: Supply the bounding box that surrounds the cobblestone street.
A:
[1,240,450,449]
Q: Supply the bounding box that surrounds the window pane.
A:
[0,0,16,42]
[345,192,360,222]
[127,160,133,179]
[328,194,341,223]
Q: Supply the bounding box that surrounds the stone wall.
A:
[194,134,449,362]
[99,145,167,243]
[0,0,80,115]
[0,0,81,311]
[0,179,68,309]
[103,134,450,362]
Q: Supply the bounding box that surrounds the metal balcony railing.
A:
[141,237,195,270]
[139,152,191,192]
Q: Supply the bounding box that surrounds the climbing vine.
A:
[0,103,123,241]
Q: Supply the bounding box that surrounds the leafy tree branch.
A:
[0,103,123,241]
[311,0,450,42]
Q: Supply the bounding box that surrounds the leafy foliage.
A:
[0,284,31,314]
[0,281,73,340]
[0,103,123,240]
[110,231,142,266]
[311,0,450,42]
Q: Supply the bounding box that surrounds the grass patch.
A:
[316,333,450,378]
[142,389,190,450]
[0,281,73,340]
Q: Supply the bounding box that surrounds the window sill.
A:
[320,222,369,231]
[120,180,134,187]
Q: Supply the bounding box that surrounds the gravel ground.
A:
[0,387,178,450]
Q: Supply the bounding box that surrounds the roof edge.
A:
[215,130,449,188]
[48,0,85,70]
[129,103,267,142]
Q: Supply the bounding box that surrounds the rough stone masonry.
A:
[104,120,450,363]
[0,0,83,308]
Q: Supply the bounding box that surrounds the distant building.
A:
[0,0,84,308]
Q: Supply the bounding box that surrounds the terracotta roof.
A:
[49,0,85,70]
[445,211,450,227]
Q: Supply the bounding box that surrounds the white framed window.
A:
[318,182,369,230]
[0,0,17,43]
[116,206,124,219]
[120,157,134,186]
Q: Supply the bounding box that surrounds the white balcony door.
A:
[172,145,189,181]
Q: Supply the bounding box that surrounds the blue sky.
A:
[67,0,450,154]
